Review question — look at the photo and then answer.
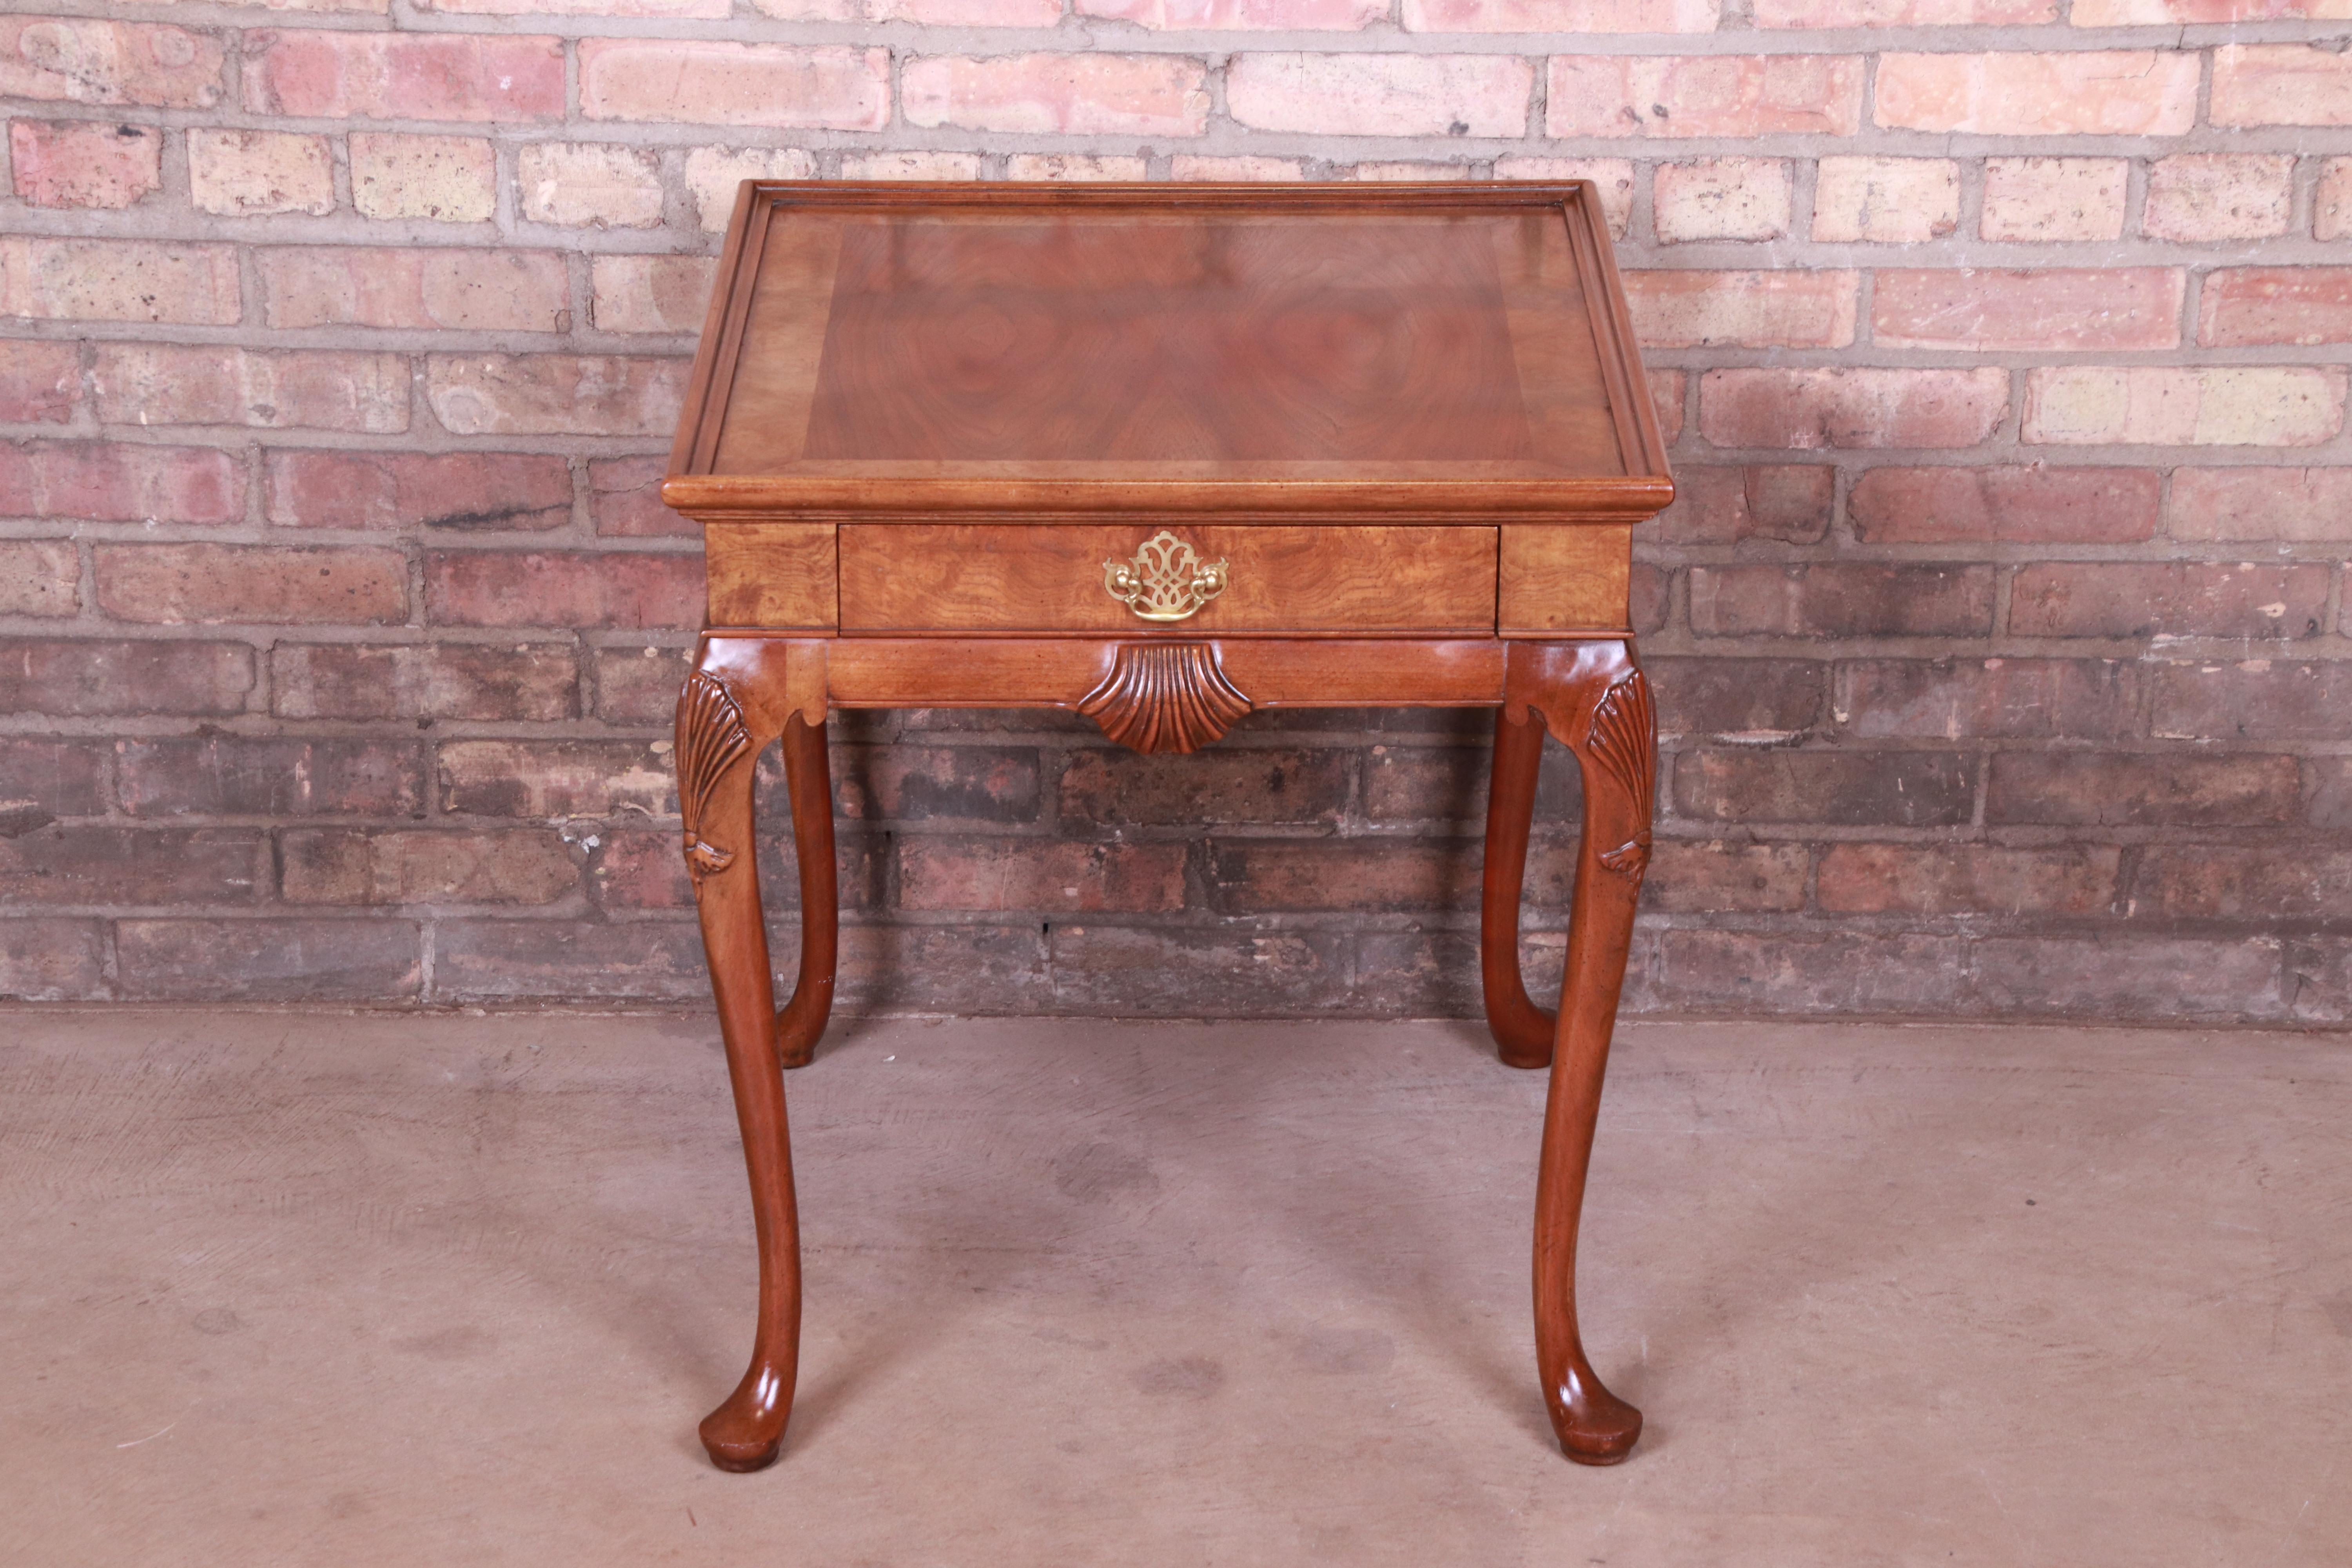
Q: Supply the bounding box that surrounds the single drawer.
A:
[838,524,1497,636]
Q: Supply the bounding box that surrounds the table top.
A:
[663,183,1671,522]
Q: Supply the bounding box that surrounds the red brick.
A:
[424,551,702,630]
[1875,52,2198,136]
[1756,0,2050,21]
[2142,154,2293,242]
[426,355,686,437]
[906,838,1186,913]
[1624,270,1856,350]
[2133,845,2352,920]
[429,919,712,1004]
[1987,752,2299,826]
[2211,44,2352,127]
[1401,0,1713,27]
[1971,937,2281,1021]
[267,451,572,532]
[1816,844,2118,916]
[1050,926,1346,1014]
[1631,563,1668,635]
[0,919,103,1001]
[1646,656,1826,736]
[272,642,579,722]
[579,40,887,129]
[437,740,673,819]
[2309,758,2352,830]
[0,827,261,906]
[1653,158,1793,243]
[2197,269,2352,348]
[590,456,692,537]
[281,828,579,905]
[117,737,423,818]
[0,737,105,820]
[2022,366,2347,448]
[94,544,408,626]
[93,346,409,434]
[2152,661,2352,742]
[1654,931,1969,1014]
[1835,659,2141,740]
[0,238,240,325]
[260,247,569,333]
[0,441,245,526]
[242,30,563,122]
[1546,55,1862,138]
[0,341,78,423]
[1237,54,1532,138]
[1848,466,2157,545]
[10,120,161,208]
[590,256,718,336]
[0,640,254,717]
[1644,840,1810,914]
[1674,749,1974,826]
[1209,839,1474,913]
[835,745,1041,824]
[1059,748,1345,826]
[907,53,1212,136]
[1650,370,1685,445]
[1691,564,1996,637]
[591,645,693,722]
[2166,467,2352,543]
[1651,465,1833,546]
[1699,368,2007,449]
[116,919,420,1002]
[2079,0,2351,19]
[1871,269,2183,352]
[0,542,77,618]
[2009,563,2329,640]
[586,831,695,912]
[0,18,226,109]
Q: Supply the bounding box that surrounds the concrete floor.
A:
[2,1011,2347,1567]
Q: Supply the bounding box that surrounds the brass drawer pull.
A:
[1103,530,1229,623]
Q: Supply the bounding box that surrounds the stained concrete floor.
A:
[3,1010,2348,1566]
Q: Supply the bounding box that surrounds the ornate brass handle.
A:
[1103,530,1229,623]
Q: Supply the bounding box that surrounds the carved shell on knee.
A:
[1078,642,1252,755]
[676,671,752,880]
[1585,670,1656,884]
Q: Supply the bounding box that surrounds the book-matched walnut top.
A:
[663,183,1671,521]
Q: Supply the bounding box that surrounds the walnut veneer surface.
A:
[661,181,1674,1477]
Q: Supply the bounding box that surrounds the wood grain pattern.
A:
[838,523,1496,635]
[662,182,1674,521]
[668,181,1673,1478]
[1505,639,1653,1467]
[1498,524,1632,634]
[705,523,838,629]
[800,217,1534,464]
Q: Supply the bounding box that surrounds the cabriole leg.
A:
[1510,641,1655,1466]
[775,713,838,1071]
[678,667,799,1473]
[1480,703,1556,1070]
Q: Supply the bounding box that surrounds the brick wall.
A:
[3,2,2348,1022]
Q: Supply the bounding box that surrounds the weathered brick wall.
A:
[2,3,2348,1021]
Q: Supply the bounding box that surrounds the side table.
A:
[662,181,1675,1473]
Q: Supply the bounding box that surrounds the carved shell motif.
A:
[675,670,752,880]
[1078,642,1252,755]
[1585,669,1657,883]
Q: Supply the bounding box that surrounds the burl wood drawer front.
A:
[838,525,1498,636]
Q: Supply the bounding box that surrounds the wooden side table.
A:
[662,182,1675,1474]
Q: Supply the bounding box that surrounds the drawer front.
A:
[838,524,1497,636]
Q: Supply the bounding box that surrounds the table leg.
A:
[1480,704,1557,1070]
[678,668,801,1472]
[775,713,838,1071]
[1512,641,1655,1465]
